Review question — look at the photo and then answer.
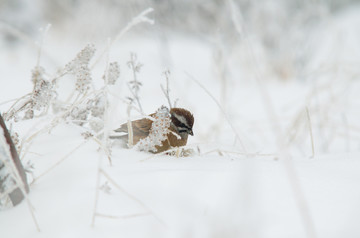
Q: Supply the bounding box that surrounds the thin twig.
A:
[100,169,166,226]
[1,143,40,231]
[161,70,173,108]
[100,41,112,166]
[31,141,88,184]
[126,82,143,115]
[228,1,317,237]
[202,149,276,157]
[0,93,31,108]
[140,144,196,162]
[95,212,151,220]
[127,53,144,114]
[0,20,40,49]
[91,8,154,69]
[36,24,51,68]
[91,154,102,227]
[342,113,350,153]
[306,107,315,158]
[91,136,112,166]
[20,88,104,156]
[185,72,247,153]
[127,104,134,148]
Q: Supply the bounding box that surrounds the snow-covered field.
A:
[1,2,360,238]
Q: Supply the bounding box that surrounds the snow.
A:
[1,2,360,238]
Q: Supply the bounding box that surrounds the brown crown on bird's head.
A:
[170,108,194,136]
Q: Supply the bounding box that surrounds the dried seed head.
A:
[135,106,171,152]
[103,62,120,85]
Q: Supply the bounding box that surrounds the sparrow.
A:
[112,107,194,153]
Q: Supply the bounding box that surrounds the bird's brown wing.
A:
[114,118,153,139]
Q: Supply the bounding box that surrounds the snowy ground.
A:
[1,4,360,238]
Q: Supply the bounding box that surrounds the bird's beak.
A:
[189,129,194,136]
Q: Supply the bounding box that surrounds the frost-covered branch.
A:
[91,8,154,69]
[160,70,174,109]
[135,106,171,153]
[126,53,144,114]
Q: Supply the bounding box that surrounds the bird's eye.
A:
[178,129,187,133]
[178,122,187,128]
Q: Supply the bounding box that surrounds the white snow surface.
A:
[1,5,360,238]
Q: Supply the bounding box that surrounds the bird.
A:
[111,107,194,153]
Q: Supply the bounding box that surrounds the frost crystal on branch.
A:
[90,95,106,118]
[31,66,55,111]
[4,65,56,121]
[65,44,95,73]
[75,65,92,93]
[69,105,88,126]
[103,62,120,85]
[135,106,171,153]
[126,53,144,113]
[89,117,104,133]
[67,94,106,133]
[65,44,96,93]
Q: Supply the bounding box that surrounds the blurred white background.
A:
[1,0,360,237]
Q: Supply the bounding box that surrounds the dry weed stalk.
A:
[31,141,88,185]
[91,8,154,69]
[90,9,168,228]
[0,115,40,231]
[186,72,247,153]
[306,107,315,158]
[228,1,317,237]
[124,52,145,148]
[1,8,157,231]
[94,212,151,220]
[126,53,144,114]
[161,70,175,109]
[98,168,165,226]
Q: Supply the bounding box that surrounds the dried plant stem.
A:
[126,82,143,115]
[0,162,39,231]
[25,197,41,232]
[186,72,247,153]
[15,179,40,231]
[100,46,112,166]
[0,20,40,49]
[228,0,317,237]
[91,154,102,227]
[1,143,40,231]
[140,145,192,162]
[126,105,134,148]
[107,91,145,116]
[31,141,87,184]
[19,122,56,159]
[20,89,104,156]
[140,143,275,162]
[95,212,151,220]
[91,136,112,165]
[36,24,51,68]
[306,107,315,158]
[99,169,165,226]
[2,93,31,111]
[342,114,350,153]
[20,138,35,161]
[91,8,154,69]
[161,70,173,108]
[285,110,306,146]
[202,149,276,157]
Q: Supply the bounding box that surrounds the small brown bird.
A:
[112,108,194,153]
